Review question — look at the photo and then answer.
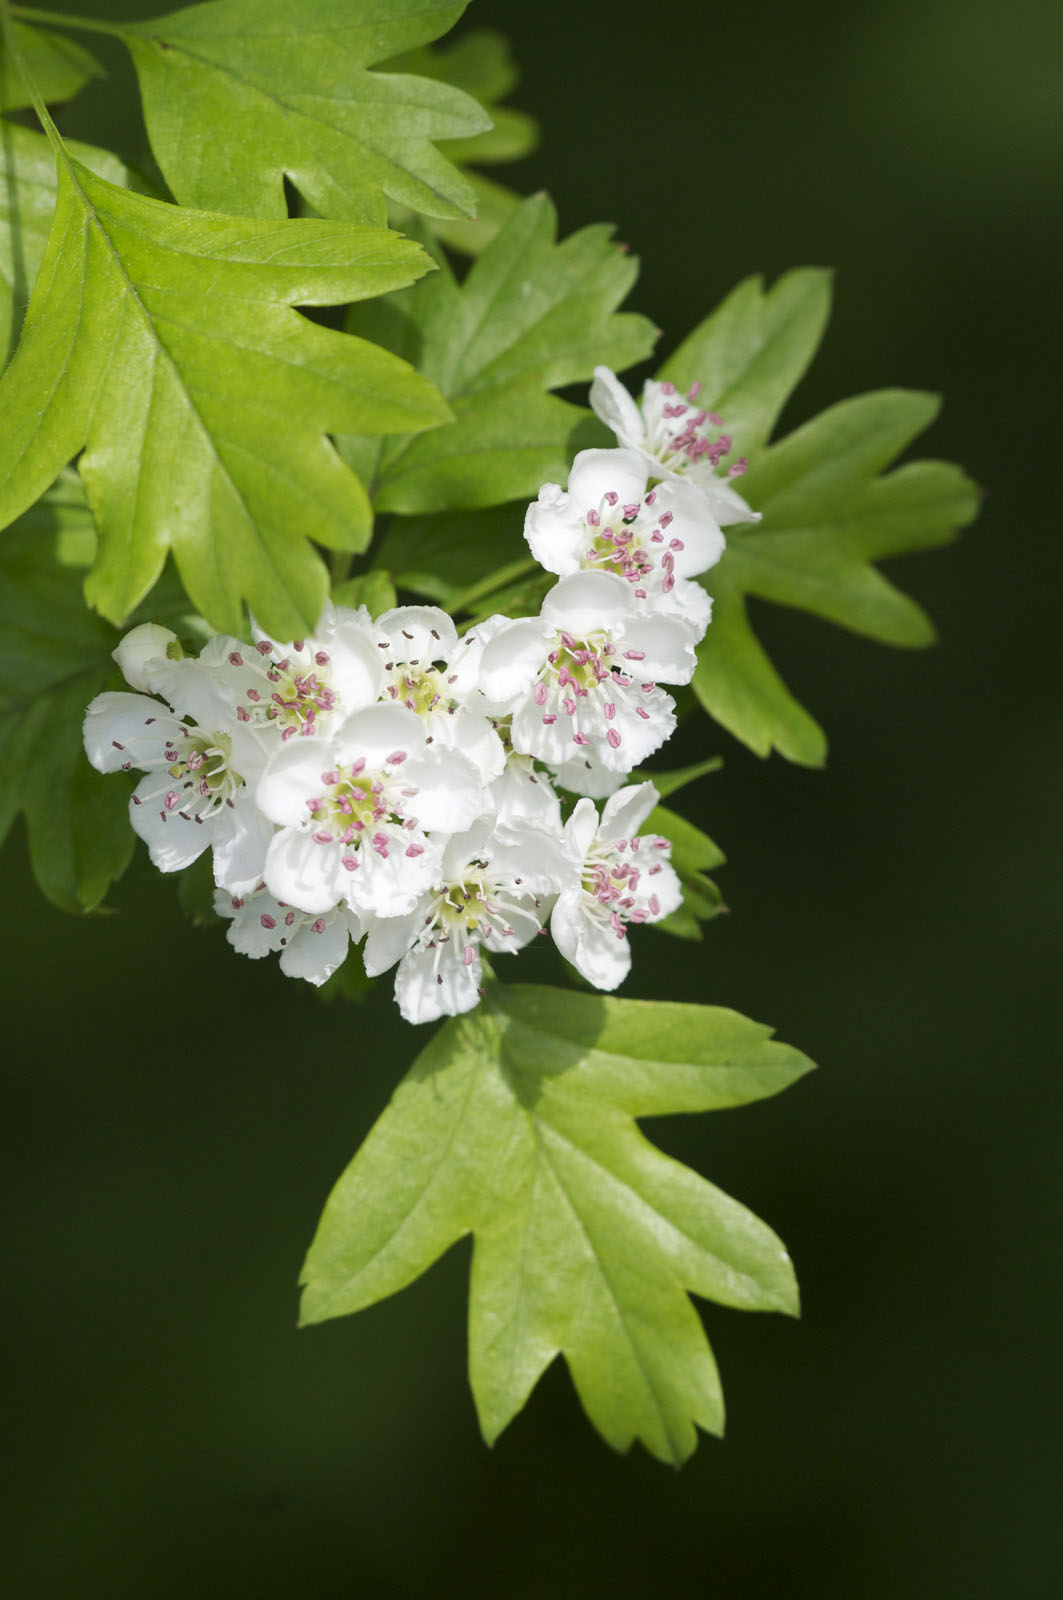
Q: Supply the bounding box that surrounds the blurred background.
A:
[2,0,1060,1595]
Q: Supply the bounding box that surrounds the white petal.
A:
[375,605,458,664]
[394,940,481,1024]
[540,570,632,637]
[425,709,506,784]
[216,889,286,958]
[478,617,553,706]
[651,479,727,576]
[599,781,659,841]
[571,913,633,991]
[332,703,427,767]
[548,752,625,800]
[399,750,485,833]
[129,784,211,873]
[654,578,712,635]
[83,692,182,772]
[566,446,648,511]
[488,758,562,828]
[523,496,583,577]
[280,916,352,985]
[599,692,676,770]
[589,367,646,451]
[210,798,275,895]
[347,832,443,918]
[684,464,762,526]
[549,886,583,967]
[362,904,425,977]
[643,860,684,920]
[563,797,600,859]
[264,827,344,915]
[614,614,699,684]
[321,626,385,712]
[256,740,335,827]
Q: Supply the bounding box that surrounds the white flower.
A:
[477,571,699,789]
[524,447,723,631]
[141,602,384,750]
[363,814,570,1024]
[83,688,274,893]
[589,366,761,528]
[551,782,683,990]
[373,604,505,782]
[214,883,362,985]
[255,703,486,918]
[487,749,563,829]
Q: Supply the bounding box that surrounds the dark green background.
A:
[2,1,1059,1595]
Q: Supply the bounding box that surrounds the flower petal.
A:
[589,367,646,451]
[394,940,481,1024]
[83,692,183,772]
[566,446,648,512]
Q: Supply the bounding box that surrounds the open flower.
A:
[112,609,385,748]
[214,883,362,985]
[589,366,761,528]
[373,604,505,782]
[477,571,699,789]
[363,813,570,1023]
[83,688,274,893]
[551,782,682,989]
[524,447,723,631]
[255,703,486,918]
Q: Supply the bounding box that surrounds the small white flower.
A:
[255,703,486,918]
[525,447,723,631]
[477,571,699,788]
[83,688,274,892]
[214,883,362,985]
[589,366,761,528]
[373,604,505,782]
[551,782,683,990]
[363,814,570,1024]
[159,602,385,748]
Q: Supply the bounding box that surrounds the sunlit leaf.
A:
[123,0,490,225]
[301,982,812,1464]
[0,132,450,639]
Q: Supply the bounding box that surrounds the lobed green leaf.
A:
[300,983,812,1464]
[0,135,451,639]
[123,0,491,226]
[341,193,655,520]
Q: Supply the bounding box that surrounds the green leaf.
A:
[300,982,812,1464]
[423,168,523,258]
[0,134,451,639]
[696,390,980,762]
[330,568,397,614]
[657,268,833,456]
[342,193,656,516]
[0,19,102,112]
[122,0,491,226]
[0,483,130,911]
[0,122,127,366]
[382,30,539,256]
[631,755,723,802]
[372,501,529,608]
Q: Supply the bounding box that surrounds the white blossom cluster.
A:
[83,370,756,1023]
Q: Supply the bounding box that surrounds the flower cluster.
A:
[83,369,753,1022]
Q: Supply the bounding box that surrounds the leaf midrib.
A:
[52,149,277,608]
